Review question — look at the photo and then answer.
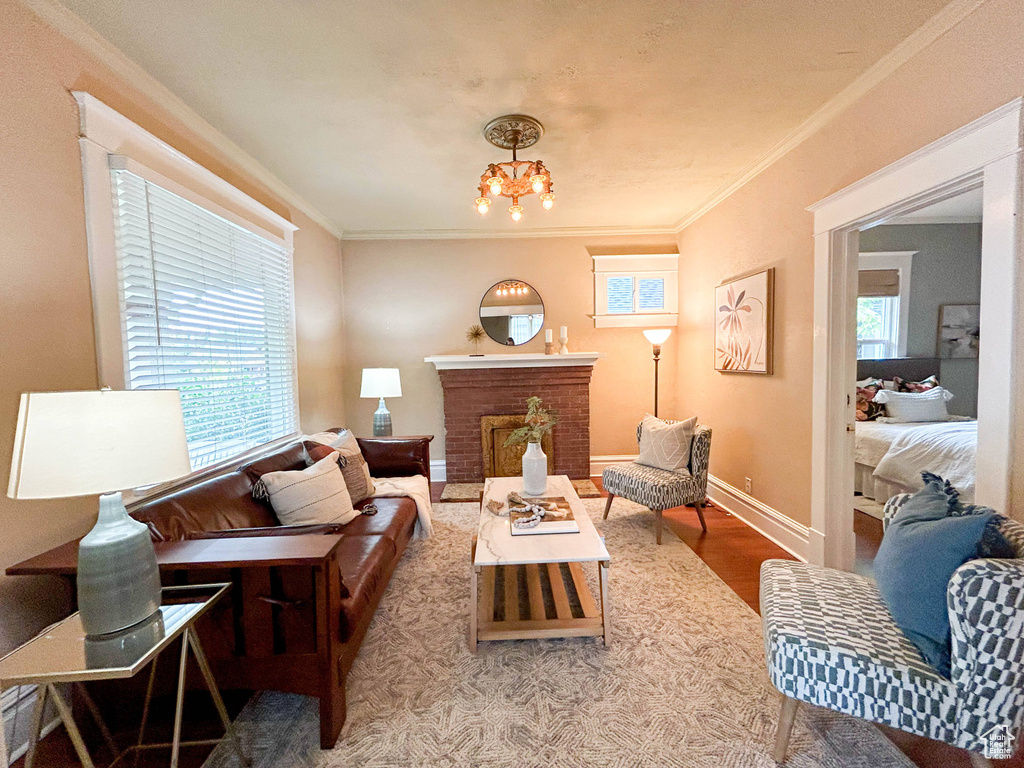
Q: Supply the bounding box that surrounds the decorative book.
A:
[508,495,580,536]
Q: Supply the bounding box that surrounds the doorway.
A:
[807,98,1023,570]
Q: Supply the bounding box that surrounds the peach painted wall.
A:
[674,0,1024,527]
[341,236,680,459]
[0,1,346,653]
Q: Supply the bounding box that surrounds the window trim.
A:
[76,92,302,492]
[857,251,915,358]
[591,253,679,328]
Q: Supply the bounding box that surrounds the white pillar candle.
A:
[560,326,568,338]
[545,329,553,343]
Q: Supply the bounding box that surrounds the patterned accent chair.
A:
[761,494,1024,767]
[601,422,712,544]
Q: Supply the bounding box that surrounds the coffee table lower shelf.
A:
[470,539,610,651]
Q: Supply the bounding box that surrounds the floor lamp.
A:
[643,329,672,417]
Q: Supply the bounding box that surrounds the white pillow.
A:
[261,452,357,526]
[637,414,697,472]
[872,387,954,423]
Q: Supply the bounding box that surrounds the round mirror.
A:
[479,280,545,346]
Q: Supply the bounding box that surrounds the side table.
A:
[0,583,248,768]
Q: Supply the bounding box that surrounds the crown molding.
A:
[672,0,990,233]
[19,0,342,240]
[341,225,678,241]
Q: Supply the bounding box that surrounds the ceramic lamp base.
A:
[372,397,393,437]
[77,492,162,637]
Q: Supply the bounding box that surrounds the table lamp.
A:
[8,390,191,636]
[643,329,673,417]
[360,368,402,436]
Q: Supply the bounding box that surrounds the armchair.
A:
[601,421,712,544]
[762,494,1024,766]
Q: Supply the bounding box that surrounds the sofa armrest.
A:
[188,523,345,540]
[354,435,433,483]
[947,558,1024,755]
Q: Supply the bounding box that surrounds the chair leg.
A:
[695,501,708,532]
[773,696,800,763]
[603,493,614,520]
[969,753,992,768]
[655,510,663,545]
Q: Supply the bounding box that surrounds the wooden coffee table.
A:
[470,475,611,651]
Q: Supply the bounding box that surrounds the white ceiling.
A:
[57,0,951,236]
[888,187,984,224]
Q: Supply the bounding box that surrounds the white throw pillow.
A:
[872,387,954,423]
[637,414,698,472]
[261,452,357,526]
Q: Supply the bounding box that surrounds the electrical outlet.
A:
[744,477,752,495]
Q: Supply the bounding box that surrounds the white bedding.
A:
[858,419,977,502]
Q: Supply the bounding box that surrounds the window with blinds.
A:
[110,168,299,470]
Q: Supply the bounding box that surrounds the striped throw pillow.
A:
[261,452,357,526]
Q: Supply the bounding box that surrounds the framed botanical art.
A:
[715,267,774,374]
[937,303,980,358]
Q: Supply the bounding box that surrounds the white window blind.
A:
[110,168,299,469]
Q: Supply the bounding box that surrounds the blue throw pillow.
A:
[874,473,1015,677]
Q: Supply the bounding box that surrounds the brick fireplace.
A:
[425,354,603,483]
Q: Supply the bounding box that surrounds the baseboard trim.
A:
[3,684,60,765]
[589,455,637,477]
[707,475,809,562]
[429,459,447,483]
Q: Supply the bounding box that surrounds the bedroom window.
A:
[857,252,915,359]
[592,253,679,327]
[856,295,900,359]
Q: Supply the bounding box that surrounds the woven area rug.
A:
[204,499,912,768]
[441,478,601,502]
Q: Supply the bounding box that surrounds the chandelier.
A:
[493,281,530,297]
[474,115,554,223]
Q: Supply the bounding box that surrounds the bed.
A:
[854,358,977,505]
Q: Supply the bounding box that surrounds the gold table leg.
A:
[47,684,96,768]
[187,628,250,766]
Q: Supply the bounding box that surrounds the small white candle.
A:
[560,326,568,338]
[545,329,553,343]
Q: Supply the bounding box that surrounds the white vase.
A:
[522,440,547,496]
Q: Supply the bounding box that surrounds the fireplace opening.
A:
[481,415,555,478]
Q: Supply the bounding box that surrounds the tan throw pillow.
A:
[261,452,357,526]
[638,414,698,472]
[305,430,375,504]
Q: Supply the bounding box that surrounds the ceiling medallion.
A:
[475,114,555,223]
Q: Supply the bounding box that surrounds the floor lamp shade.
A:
[360,368,402,436]
[8,390,191,636]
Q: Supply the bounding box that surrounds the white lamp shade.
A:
[360,368,402,399]
[8,390,191,499]
[643,328,673,345]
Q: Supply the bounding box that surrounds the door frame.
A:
[806,98,1023,569]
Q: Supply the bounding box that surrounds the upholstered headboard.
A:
[856,357,941,382]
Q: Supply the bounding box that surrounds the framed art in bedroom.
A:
[715,267,775,374]
[937,303,980,359]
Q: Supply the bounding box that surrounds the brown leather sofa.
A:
[7,431,432,749]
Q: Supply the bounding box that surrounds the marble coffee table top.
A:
[475,475,610,567]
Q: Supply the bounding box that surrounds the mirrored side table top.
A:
[0,583,249,768]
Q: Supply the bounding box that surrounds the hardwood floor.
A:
[12,488,1019,767]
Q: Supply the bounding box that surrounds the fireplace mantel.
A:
[424,352,604,370]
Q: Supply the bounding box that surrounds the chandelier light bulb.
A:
[489,179,502,195]
[475,197,491,215]
[530,174,547,194]
[540,192,555,210]
[522,286,529,294]
[509,205,523,222]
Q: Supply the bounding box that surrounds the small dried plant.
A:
[466,324,485,350]
[504,396,558,447]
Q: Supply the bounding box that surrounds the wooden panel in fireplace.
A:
[481,415,555,478]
